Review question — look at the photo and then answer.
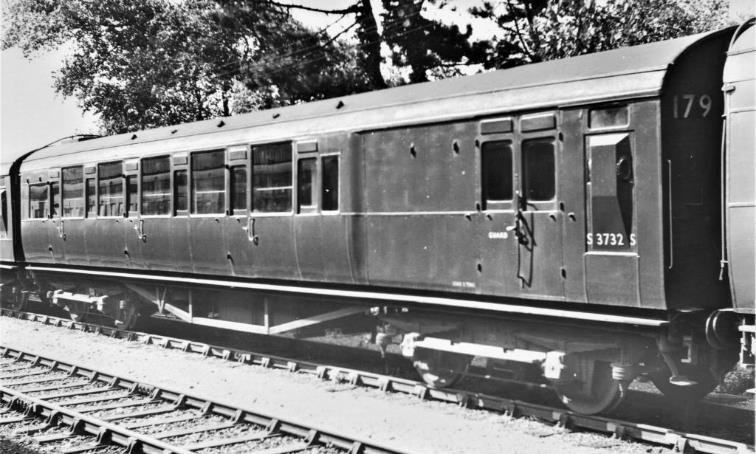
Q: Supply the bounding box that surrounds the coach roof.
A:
[21,27,732,168]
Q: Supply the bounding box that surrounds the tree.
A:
[2,0,371,133]
[267,0,489,86]
[380,0,487,83]
[471,0,732,67]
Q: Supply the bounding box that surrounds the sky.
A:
[1,47,100,160]
[0,0,508,161]
[0,0,504,161]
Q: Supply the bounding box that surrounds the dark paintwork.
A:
[11,27,747,316]
[661,30,734,310]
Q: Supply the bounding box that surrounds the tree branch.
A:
[522,0,540,52]
[506,0,535,62]
[321,20,358,47]
[266,0,359,15]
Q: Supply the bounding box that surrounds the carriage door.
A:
[514,113,564,297]
[584,119,639,305]
[247,141,298,278]
[47,169,66,263]
[122,159,145,269]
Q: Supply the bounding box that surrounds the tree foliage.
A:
[471,0,732,67]
[380,0,487,82]
[2,0,371,133]
[269,0,489,85]
[3,0,733,133]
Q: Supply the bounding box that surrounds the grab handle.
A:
[247,216,259,245]
[666,159,673,270]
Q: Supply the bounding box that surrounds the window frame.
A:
[251,141,294,216]
[320,152,340,214]
[97,161,125,218]
[0,187,6,236]
[584,130,637,252]
[141,155,172,217]
[227,145,250,217]
[84,165,97,218]
[85,176,97,218]
[124,159,139,217]
[27,181,50,220]
[190,149,227,216]
[519,135,558,208]
[479,138,515,212]
[296,154,319,215]
[61,166,85,219]
[173,153,189,216]
[50,178,61,219]
[588,104,631,132]
[518,114,559,212]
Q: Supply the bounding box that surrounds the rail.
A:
[1,308,753,454]
[0,345,409,454]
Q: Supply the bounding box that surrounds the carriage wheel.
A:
[553,360,624,415]
[649,363,718,402]
[65,302,90,324]
[1,288,28,312]
[113,301,141,331]
[413,348,471,388]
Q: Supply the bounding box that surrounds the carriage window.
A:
[590,106,628,129]
[322,155,339,211]
[253,142,292,213]
[86,178,96,217]
[297,158,316,212]
[98,162,124,216]
[29,184,49,219]
[522,138,555,202]
[0,189,6,235]
[51,182,60,217]
[174,170,187,212]
[126,176,138,213]
[230,166,247,212]
[481,141,513,207]
[587,133,634,250]
[142,156,171,215]
[191,150,225,214]
[62,166,84,217]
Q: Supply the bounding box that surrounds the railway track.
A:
[0,345,408,454]
[2,308,754,454]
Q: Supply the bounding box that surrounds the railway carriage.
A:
[1,21,753,415]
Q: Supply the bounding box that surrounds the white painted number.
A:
[586,233,636,247]
[673,94,712,119]
[699,94,712,117]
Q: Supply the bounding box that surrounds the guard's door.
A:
[477,122,519,296]
[513,113,564,298]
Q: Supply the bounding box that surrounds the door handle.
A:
[134,217,147,242]
[55,218,66,240]
[248,217,259,245]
